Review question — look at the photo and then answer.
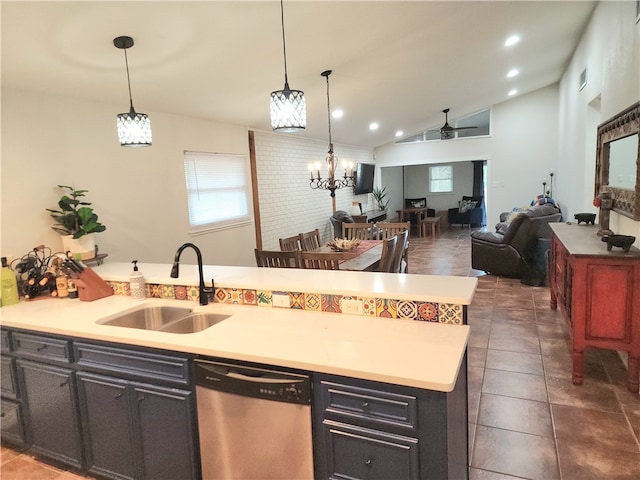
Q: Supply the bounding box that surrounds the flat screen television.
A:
[354,163,375,194]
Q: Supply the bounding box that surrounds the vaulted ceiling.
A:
[1,1,597,148]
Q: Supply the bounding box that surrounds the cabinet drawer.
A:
[13,332,72,363]
[74,342,191,385]
[319,380,418,431]
[322,420,419,480]
[1,398,26,445]
[1,356,19,398]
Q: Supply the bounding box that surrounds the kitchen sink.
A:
[98,305,193,330]
[158,313,231,334]
[97,305,230,333]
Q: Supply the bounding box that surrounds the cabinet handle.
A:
[115,392,124,400]
[362,401,369,411]
[137,394,146,403]
[365,458,373,468]
[59,380,69,388]
[36,344,48,352]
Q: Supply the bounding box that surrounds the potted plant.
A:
[46,185,106,259]
[371,186,389,211]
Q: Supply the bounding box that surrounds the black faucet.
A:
[170,243,213,306]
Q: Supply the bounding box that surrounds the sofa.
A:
[448,195,484,228]
[470,204,562,278]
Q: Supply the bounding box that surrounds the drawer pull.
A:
[362,401,369,412]
[115,392,124,400]
[36,344,48,352]
[137,394,146,403]
[59,380,69,388]
[365,458,373,468]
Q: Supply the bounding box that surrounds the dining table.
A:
[396,207,429,237]
[317,239,383,271]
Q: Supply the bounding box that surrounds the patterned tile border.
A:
[107,281,465,325]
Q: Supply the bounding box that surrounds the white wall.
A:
[402,162,474,213]
[253,131,374,250]
[375,84,560,226]
[558,0,640,244]
[1,88,257,266]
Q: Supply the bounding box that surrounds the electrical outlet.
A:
[341,298,363,315]
[272,293,290,308]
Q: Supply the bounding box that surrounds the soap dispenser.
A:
[1,257,20,307]
[129,260,146,300]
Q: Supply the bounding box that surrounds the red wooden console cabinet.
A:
[549,223,640,392]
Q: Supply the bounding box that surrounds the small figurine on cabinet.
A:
[574,213,596,225]
[601,235,636,253]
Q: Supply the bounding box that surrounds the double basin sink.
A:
[97,304,230,334]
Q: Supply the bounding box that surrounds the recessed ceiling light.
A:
[507,68,519,78]
[395,130,404,137]
[505,35,520,47]
[508,88,518,96]
[332,109,343,119]
[369,122,379,131]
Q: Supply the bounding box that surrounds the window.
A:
[183,151,252,233]
[429,165,453,193]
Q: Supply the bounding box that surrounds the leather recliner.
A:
[329,210,354,239]
[470,204,562,277]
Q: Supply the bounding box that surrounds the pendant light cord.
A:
[279,0,289,86]
[123,48,134,109]
[325,73,333,147]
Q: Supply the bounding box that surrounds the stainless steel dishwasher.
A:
[195,359,314,480]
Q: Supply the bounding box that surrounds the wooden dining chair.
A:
[342,223,377,240]
[378,235,398,273]
[254,249,302,268]
[279,235,301,251]
[298,229,321,251]
[300,251,344,270]
[377,222,410,240]
[390,230,409,273]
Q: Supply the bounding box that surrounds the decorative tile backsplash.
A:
[107,281,465,325]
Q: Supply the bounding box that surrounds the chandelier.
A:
[270,0,306,132]
[309,70,354,211]
[114,35,152,147]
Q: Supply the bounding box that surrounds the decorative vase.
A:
[351,202,361,216]
[61,233,96,260]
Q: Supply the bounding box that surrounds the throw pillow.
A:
[459,200,477,214]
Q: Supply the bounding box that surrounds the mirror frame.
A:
[595,101,640,220]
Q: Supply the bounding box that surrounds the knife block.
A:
[74,267,114,302]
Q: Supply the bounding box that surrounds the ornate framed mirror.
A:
[594,101,640,220]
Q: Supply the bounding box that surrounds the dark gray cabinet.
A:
[313,367,468,480]
[17,359,83,468]
[0,328,198,480]
[77,372,197,480]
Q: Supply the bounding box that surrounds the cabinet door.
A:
[1,356,18,399]
[133,384,199,480]
[77,373,137,480]
[1,398,26,445]
[17,360,83,468]
[322,420,419,480]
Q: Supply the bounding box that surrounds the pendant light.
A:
[114,35,152,147]
[270,0,306,132]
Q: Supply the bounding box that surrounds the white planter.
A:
[61,233,96,260]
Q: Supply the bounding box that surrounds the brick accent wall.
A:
[253,130,375,250]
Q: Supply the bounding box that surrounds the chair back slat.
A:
[377,222,410,240]
[342,223,378,240]
[255,249,302,268]
[300,251,344,270]
[298,229,321,251]
[390,230,409,273]
[378,236,398,273]
[279,235,301,251]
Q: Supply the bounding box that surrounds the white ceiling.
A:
[1,1,597,148]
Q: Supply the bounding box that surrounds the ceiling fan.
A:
[428,108,478,140]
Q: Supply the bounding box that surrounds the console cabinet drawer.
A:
[13,333,72,363]
[322,420,419,480]
[319,380,418,431]
[74,342,191,385]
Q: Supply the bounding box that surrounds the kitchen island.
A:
[1,263,475,479]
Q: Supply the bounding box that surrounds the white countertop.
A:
[0,295,469,392]
[94,262,477,305]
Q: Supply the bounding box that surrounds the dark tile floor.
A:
[2,227,639,479]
